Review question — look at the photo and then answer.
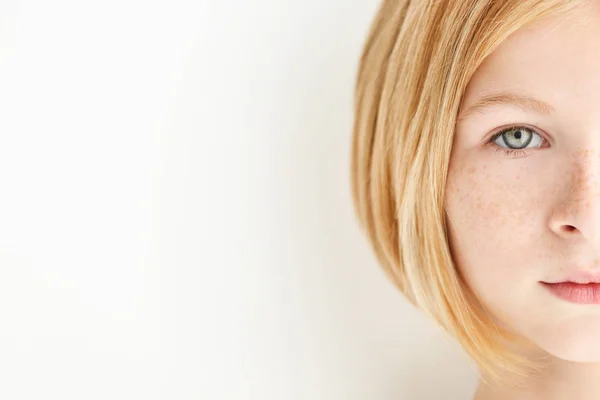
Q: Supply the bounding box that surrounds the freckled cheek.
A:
[446,173,533,298]
[446,171,534,247]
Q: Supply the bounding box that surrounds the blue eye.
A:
[486,125,547,158]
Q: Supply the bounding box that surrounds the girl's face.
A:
[445,4,600,362]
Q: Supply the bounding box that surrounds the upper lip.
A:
[544,270,600,284]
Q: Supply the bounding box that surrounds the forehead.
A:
[461,4,600,125]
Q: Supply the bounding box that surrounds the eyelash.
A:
[485,125,548,158]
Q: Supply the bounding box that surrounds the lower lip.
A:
[541,282,600,304]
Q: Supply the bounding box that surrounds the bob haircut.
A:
[350,0,589,389]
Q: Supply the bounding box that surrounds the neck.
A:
[474,357,600,400]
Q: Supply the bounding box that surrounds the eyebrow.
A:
[456,91,555,122]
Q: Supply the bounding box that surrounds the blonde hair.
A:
[350,0,588,389]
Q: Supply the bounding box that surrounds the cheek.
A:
[444,162,544,287]
[446,166,528,244]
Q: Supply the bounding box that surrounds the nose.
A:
[550,152,600,256]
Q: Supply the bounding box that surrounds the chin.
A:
[534,316,600,362]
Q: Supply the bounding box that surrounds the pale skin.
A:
[444,2,600,399]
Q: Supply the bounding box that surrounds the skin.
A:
[444,2,600,399]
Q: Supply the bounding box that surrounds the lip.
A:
[541,281,600,304]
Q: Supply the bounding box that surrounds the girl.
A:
[351,1,600,399]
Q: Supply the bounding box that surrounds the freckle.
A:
[468,166,475,174]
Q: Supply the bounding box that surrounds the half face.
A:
[445,3,600,362]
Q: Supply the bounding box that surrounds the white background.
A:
[0,0,478,399]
